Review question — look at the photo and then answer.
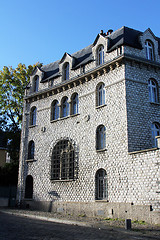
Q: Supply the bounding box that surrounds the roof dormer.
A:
[59,52,76,81]
[92,31,107,66]
[29,67,44,93]
[140,28,160,62]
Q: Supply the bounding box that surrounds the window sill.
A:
[96,148,107,152]
[29,125,36,128]
[26,159,36,162]
[51,179,75,182]
[70,113,80,117]
[96,104,106,109]
[150,102,160,106]
[95,200,108,202]
[50,114,80,123]
[60,116,70,120]
[50,119,59,123]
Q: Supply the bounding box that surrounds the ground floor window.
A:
[25,175,33,199]
[51,139,78,180]
[95,169,107,200]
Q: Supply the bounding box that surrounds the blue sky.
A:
[0,0,160,70]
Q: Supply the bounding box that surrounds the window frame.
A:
[28,140,35,160]
[63,62,69,81]
[148,79,158,103]
[145,40,154,61]
[95,169,107,200]
[151,122,160,147]
[33,75,39,92]
[96,83,105,107]
[51,100,59,121]
[71,93,79,115]
[25,175,33,199]
[97,45,104,65]
[30,107,37,126]
[51,140,76,181]
[96,125,106,150]
[61,97,69,118]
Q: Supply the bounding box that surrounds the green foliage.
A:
[0,162,19,185]
[0,63,41,130]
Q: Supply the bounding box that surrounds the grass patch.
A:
[78,214,86,217]
[103,218,123,221]
[132,220,146,225]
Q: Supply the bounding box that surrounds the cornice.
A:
[25,54,160,103]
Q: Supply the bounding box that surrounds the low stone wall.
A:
[24,200,160,225]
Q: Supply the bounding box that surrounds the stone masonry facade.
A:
[17,27,160,224]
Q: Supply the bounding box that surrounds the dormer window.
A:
[97,45,104,65]
[63,62,69,81]
[145,40,154,61]
[33,76,39,92]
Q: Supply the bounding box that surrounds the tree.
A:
[0,63,42,162]
[0,63,35,130]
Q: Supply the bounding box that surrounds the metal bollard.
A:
[125,219,131,230]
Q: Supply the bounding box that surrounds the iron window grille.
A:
[51,139,78,181]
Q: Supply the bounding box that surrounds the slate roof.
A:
[40,45,93,83]
[40,26,160,83]
[107,26,142,52]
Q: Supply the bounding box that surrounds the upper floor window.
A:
[96,125,106,150]
[30,107,37,126]
[51,140,75,180]
[51,100,59,121]
[148,79,158,103]
[33,76,39,92]
[63,62,69,81]
[95,169,107,200]
[61,97,69,118]
[71,93,79,115]
[151,122,160,147]
[28,140,34,159]
[96,83,105,106]
[145,40,154,61]
[97,45,104,65]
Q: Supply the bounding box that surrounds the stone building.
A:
[17,26,160,224]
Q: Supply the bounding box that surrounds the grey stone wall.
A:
[17,28,160,224]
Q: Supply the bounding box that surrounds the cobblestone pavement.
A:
[0,209,160,240]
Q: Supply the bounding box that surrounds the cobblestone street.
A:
[0,210,160,240]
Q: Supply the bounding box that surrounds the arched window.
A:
[33,76,39,92]
[151,122,160,147]
[51,100,59,121]
[25,175,33,199]
[71,93,79,115]
[96,125,106,150]
[145,40,154,61]
[96,83,105,106]
[30,107,37,126]
[148,79,158,103]
[28,140,34,159]
[51,140,76,180]
[95,169,107,200]
[97,45,104,65]
[63,62,69,81]
[61,97,69,118]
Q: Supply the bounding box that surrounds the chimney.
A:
[100,30,103,35]
[107,29,113,35]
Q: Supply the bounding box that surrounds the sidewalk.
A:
[0,208,160,238]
